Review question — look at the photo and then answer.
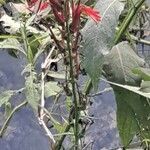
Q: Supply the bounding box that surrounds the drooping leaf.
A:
[114,87,150,147]
[132,68,150,81]
[0,90,14,107]
[47,71,65,80]
[25,65,40,111]
[104,79,150,99]
[115,88,139,147]
[81,0,124,90]
[140,81,150,93]
[44,82,62,98]
[0,38,26,55]
[103,41,145,86]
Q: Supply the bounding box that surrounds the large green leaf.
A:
[114,87,150,147]
[0,90,14,107]
[115,88,139,147]
[103,41,145,86]
[105,79,150,99]
[81,0,124,90]
[0,38,26,55]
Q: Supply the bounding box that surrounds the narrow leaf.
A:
[25,65,40,111]
[0,38,26,55]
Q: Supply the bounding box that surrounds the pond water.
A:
[0,50,120,150]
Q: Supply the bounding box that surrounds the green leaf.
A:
[0,0,5,5]
[105,79,150,99]
[115,87,139,146]
[132,68,150,81]
[44,82,62,98]
[0,38,26,55]
[25,65,39,111]
[47,71,65,80]
[114,87,150,147]
[140,81,150,93]
[65,96,72,112]
[103,41,145,86]
[81,0,124,90]
[0,14,46,35]
[4,102,12,118]
[0,91,14,107]
[53,122,68,134]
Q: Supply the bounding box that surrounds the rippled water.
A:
[0,50,120,150]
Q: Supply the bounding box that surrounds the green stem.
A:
[0,101,28,137]
[55,123,72,150]
[114,0,145,44]
[66,21,79,150]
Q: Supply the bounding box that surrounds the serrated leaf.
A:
[81,0,124,90]
[132,68,150,81]
[0,91,14,107]
[25,66,39,111]
[103,41,145,86]
[44,82,61,98]
[0,38,26,55]
[65,96,72,112]
[0,14,46,34]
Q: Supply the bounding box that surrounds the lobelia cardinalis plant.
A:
[20,0,101,149]
[0,0,149,149]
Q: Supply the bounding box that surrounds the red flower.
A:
[80,5,101,23]
[27,0,49,12]
[71,3,101,32]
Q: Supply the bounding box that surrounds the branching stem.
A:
[0,101,27,137]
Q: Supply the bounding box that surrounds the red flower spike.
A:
[71,3,101,33]
[27,0,49,12]
[71,3,82,33]
[49,0,62,11]
[80,5,101,23]
[52,8,65,25]
[39,2,49,11]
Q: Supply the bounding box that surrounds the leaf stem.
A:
[114,0,146,44]
[0,101,27,137]
[66,20,80,150]
[130,34,150,46]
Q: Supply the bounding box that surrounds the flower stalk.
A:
[65,4,80,149]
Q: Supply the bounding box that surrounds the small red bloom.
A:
[27,0,49,12]
[71,3,101,33]
[80,5,101,23]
